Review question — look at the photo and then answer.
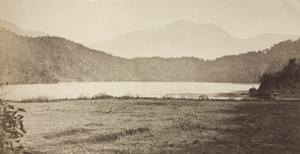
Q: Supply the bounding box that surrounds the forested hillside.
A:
[259,58,300,93]
[0,27,299,84]
[0,27,135,84]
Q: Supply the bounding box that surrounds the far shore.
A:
[1,82,260,101]
[3,90,259,103]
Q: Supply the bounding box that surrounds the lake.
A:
[1,82,259,101]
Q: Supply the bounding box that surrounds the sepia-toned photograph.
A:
[0,0,299,153]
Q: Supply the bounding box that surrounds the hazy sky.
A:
[1,0,300,43]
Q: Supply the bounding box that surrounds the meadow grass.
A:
[10,99,300,153]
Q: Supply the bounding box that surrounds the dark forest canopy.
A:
[0,27,300,84]
[259,58,300,93]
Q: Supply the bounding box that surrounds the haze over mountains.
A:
[1,19,298,60]
[0,20,49,37]
[86,20,299,59]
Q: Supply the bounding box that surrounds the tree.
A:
[0,85,26,153]
[258,58,300,94]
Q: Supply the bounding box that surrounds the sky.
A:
[0,0,300,43]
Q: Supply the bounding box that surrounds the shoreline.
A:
[2,90,256,103]
[4,93,295,103]
[3,89,299,103]
[0,82,259,101]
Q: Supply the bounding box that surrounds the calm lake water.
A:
[1,82,259,101]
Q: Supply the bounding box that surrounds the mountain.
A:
[0,27,132,84]
[26,30,50,37]
[0,19,49,37]
[86,20,299,59]
[0,20,27,36]
[0,27,299,84]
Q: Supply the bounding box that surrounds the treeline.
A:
[259,58,300,93]
[0,27,300,84]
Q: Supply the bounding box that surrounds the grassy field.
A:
[11,98,300,154]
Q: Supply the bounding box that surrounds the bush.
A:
[91,93,113,99]
[226,93,239,100]
[199,94,209,100]
[0,99,26,153]
[249,87,258,94]
[21,96,50,103]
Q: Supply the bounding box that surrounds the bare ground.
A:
[11,99,300,154]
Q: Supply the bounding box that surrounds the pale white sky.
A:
[1,0,300,43]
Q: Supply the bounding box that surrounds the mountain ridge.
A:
[0,27,299,84]
[86,20,299,59]
[0,19,50,37]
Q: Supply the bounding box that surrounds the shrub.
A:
[226,93,239,100]
[0,99,26,153]
[21,96,50,103]
[92,92,113,99]
[199,94,209,100]
[249,87,258,94]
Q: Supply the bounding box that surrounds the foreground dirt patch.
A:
[12,99,300,153]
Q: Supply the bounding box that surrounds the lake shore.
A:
[3,88,255,103]
[11,98,300,154]
[1,82,259,101]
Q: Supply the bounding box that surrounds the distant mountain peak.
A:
[162,20,223,30]
[86,20,299,59]
[0,19,27,36]
[0,19,49,37]
[167,20,199,25]
[166,20,215,26]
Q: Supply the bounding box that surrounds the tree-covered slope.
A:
[0,27,299,84]
[259,58,300,92]
[0,27,136,84]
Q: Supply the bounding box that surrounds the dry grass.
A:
[42,128,91,140]
[10,99,300,153]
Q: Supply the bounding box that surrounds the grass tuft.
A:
[176,120,207,132]
[43,128,90,139]
[84,123,104,127]
[89,127,150,143]
[62,127,150,145]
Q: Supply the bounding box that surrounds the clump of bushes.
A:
[91,93,113,99]
[249,87,258,94]
[119,93,141,99]
[199,94,209,100]
[258,58,300,96]
[163,93,209,100]
[21,96,51,103]
[0,99,26,153]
